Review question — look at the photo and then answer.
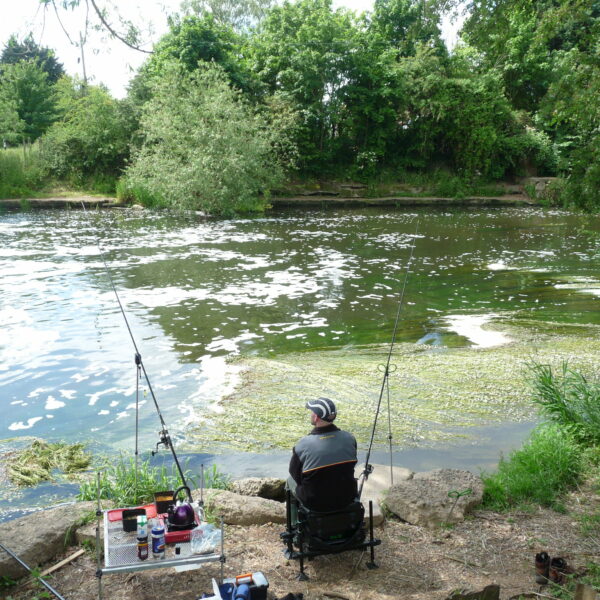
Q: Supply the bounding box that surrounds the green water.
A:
[0,206,599,517]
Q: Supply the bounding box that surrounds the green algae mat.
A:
[188,319,600,452]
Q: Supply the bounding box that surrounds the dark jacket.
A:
[289,424,358,512]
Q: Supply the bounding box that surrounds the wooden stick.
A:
[40,549,85,577]
[324,593,352,600]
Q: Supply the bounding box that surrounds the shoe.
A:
[549,557,570,584]
[535,551,550,584]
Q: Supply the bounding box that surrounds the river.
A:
[1,206,599,520]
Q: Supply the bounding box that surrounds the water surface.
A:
[1,207,599,517]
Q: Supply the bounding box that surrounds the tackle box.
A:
[222,572,269,600]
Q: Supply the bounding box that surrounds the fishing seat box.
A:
[222,572,269,600]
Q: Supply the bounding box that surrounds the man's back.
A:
[289,423,358,512]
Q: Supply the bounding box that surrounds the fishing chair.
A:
[280,490,381,580]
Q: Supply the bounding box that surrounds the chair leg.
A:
[282,490,295,557]
[366,500,379,570]
[295,526,309,581]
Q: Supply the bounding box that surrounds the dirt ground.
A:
[4,486,600,600]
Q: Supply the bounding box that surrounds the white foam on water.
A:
[445,314,511,348]
[44,396,66,410]
[8,417,43,430]
[487,262,517,271]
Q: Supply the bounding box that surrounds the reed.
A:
[530,361,600,444]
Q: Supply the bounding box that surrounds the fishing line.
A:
[358,220,419,499]
[80,203,191,499]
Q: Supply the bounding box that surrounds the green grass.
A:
[77,455,196,506]
[530,361,600,444]
[77,455,231,506]
[481,423,582,511]
[0,146,46,199]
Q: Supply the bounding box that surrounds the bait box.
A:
[222,572,269,600]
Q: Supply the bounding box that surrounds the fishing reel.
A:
[151,430,171,456]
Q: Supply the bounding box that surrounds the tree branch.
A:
[88,0,153,54]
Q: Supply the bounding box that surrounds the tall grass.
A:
[77,456,231,506]
[481,424,582,510]
[530,361,600,444]
[77,455,197,506]
[0,145,46,198]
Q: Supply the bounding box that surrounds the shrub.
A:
[124,62,294,216]
[481,424,582,510]
[40,85,134,182]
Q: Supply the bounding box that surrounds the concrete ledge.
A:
[271,195,535,207]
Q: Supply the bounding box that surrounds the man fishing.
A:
[287,398,358,514]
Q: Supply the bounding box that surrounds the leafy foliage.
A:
[40,82,134,186]
[1,33,65,83]
[123,62,294,215]
[0,61,57,141]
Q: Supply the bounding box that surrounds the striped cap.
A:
[305,397,337,422]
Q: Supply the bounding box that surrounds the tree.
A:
[1,34,65,83]
[140,14,253,93]
[123,62,294,215]
[0,91,24,143]
[0,61,57,141]
[248,0,363,171]
[40,81,134,182]
[180,0,274,32]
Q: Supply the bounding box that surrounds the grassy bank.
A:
[0,145,120,200]
[482,361,600,512]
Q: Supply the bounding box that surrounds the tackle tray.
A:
[101,509,222,574]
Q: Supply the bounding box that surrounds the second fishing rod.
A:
[358,221,419,499]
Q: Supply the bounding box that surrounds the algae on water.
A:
[186,319,600,453]
[7,439,91,487]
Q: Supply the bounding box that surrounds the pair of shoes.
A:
[535,552,571,585]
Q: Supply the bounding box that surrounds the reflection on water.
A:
[0,207,599,449]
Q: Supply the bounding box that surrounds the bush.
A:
[481,424,582,510]
[124,62,294,216]
[40,85,134,182]
[530,361,600,444]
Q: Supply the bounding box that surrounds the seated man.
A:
[287,397,358,514]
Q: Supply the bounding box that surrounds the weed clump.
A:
[7,439,91,486]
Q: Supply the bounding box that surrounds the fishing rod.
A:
[358,221,419,499]
[0,542,68,600]
[80,203,191,500]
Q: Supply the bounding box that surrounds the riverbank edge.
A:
[0,193,536,210]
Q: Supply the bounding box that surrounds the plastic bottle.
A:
[137,535,149,561]
[137,515,148,538]
[151,523,165,559]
